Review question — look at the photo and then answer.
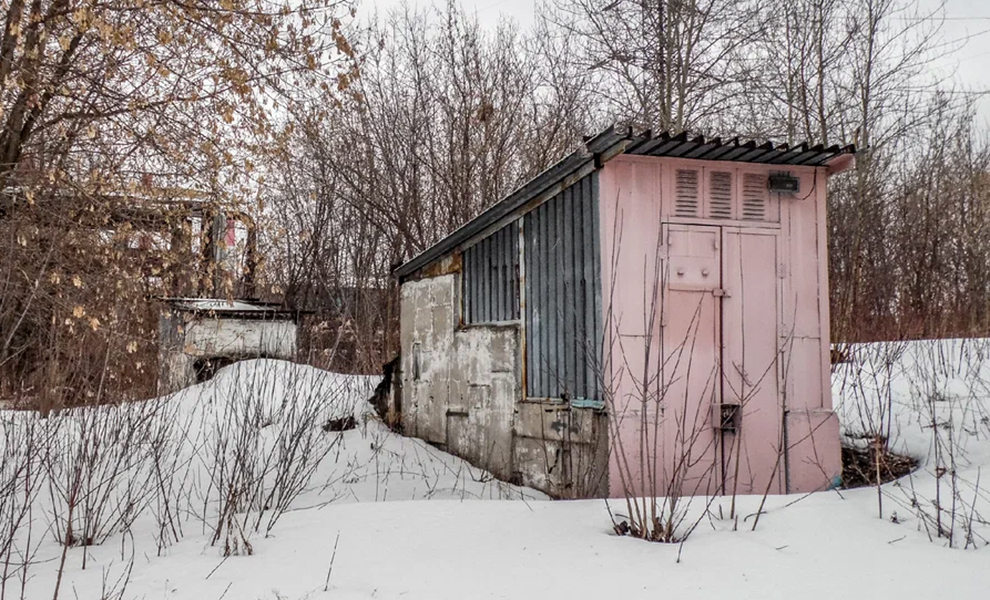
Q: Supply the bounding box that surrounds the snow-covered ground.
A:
[5,342,990,600]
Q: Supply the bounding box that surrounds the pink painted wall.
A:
[599,156,842,497]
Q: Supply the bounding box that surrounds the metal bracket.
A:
[712,288,730,298]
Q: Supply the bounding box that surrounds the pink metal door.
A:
[661,224,721,496]
[720,228,783,495]
[660,225,783,497]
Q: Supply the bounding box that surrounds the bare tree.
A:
[261,2,594,372]
[0,0,355,406]
[546,0,764,131]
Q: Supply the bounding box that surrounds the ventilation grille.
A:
[741,173,768,221]
[708,171,733,219]
[674,169,700,217]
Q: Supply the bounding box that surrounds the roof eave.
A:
[393,133,632,280]
[825,151,857,174]
[393,127,857,281]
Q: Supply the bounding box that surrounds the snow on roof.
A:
[171,298,275,312]
[161,297,300,318]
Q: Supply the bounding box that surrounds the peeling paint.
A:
[399,272,607,498]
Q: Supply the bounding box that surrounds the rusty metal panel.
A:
[524,172,602,401]
[463,223,519,324]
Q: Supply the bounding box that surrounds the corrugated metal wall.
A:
[463,223,520,323]
[524,172,602,401]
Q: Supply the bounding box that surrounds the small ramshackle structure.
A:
[393,127,856,499]
[138,193,302,394]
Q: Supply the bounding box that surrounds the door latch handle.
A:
[734,362,753,386]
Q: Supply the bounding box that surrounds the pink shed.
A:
[394,129,856,500]
[599,154,853,497]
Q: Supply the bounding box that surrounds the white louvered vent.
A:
[708,171,733,219]
[741,173,768,221]
[674,169,700,217]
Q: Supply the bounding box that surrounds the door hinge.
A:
[712,288,730,298]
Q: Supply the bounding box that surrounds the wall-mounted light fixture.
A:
[769,172,801,195]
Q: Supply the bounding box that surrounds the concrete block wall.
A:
[400,272,609,498]
[400,273,519,481]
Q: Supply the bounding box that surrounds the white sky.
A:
[361,0,990,129]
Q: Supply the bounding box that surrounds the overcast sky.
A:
[361,0,990,130]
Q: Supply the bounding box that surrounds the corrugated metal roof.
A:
[617,130,855,166]
[394,126,855,279]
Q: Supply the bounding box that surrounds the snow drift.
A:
[0,339,986,600]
